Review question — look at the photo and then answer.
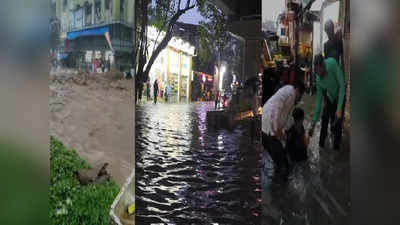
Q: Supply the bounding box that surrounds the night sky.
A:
[178,5,203,24]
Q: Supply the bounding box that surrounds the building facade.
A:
[55,0,135,71]
[147,26,196,103]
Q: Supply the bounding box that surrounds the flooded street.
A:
[261,95,350,225]
[49,71,133,186]
[135,102,262,224]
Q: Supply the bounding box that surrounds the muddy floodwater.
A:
[135,102,262,224]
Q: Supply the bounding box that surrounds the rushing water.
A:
[135,102,262,225]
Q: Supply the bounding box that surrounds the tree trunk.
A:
[143,32,173,80]
[142,7,191,80]
[136,2,195,88]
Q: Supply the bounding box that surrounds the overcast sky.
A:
[262,0,285,24]
[150,0,204,25]
[178,5,203,25]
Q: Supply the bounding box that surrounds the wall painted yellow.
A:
[177,52,183,101]
[187,55,193,102]
[166,47,171,84]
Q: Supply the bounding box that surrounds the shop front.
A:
[147,26,195,103]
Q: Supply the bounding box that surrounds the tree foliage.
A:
[195,2,243,80]
[196,1,230,66]
[134,0,243,97]
[223,39,243,78]
[50,137,119,225]
[135,0,196,86]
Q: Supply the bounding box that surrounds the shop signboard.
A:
[169,37,195,56]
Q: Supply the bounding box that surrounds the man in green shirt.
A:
[309,54,346,151]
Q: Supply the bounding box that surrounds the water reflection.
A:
[261,120,350,225]
[136,102,261,224]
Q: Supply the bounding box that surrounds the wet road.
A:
[261,95,350,225]
[135,102,262,225]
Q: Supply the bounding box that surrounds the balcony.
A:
[68,19,132,33]
[64,1,133,33]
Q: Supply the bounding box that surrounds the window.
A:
[105,0,111,10]
[105,0,111,22]
[120,0,125,21]
[69,11,74,30]
[95,0,101,23]
[75,7,84,29]
[63,0,67,12]
[85,3,92,26]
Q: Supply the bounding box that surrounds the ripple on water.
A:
[136,102,262,224]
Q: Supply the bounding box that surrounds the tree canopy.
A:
[195,2,243,79]
[134,0,243,96]
[135,0,196,82]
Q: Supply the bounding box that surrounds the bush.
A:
[50,137,119,225]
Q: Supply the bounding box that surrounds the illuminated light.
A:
[207,77,213,82]
[219,66,226,90]
[147,26,195,55]
[202,74,206,83]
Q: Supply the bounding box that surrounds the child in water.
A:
[286,108,309,163]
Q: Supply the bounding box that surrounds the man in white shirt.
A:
[262,82,305,176]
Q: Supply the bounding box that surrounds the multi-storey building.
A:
[55,0,135,71]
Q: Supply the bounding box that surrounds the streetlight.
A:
[219,65,226,91]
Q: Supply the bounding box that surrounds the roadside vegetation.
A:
[50,136,119,225]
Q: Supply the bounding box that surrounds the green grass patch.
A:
[50,136,120,225]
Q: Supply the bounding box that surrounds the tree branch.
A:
[152,17,169,54]
[185,0,191,9]
[143,2,195,77]
[183,1,194,11]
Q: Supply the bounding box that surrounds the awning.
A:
[66,26,109,40]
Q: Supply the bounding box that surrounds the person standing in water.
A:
[153,80,159,104]
[309,54,345,151]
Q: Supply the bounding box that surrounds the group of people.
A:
[91,57,111,73]
[145,80,171,104]
[262,19,346,178]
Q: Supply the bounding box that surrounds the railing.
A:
[67,20,133,33]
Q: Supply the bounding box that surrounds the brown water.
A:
[135,102,262,224]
